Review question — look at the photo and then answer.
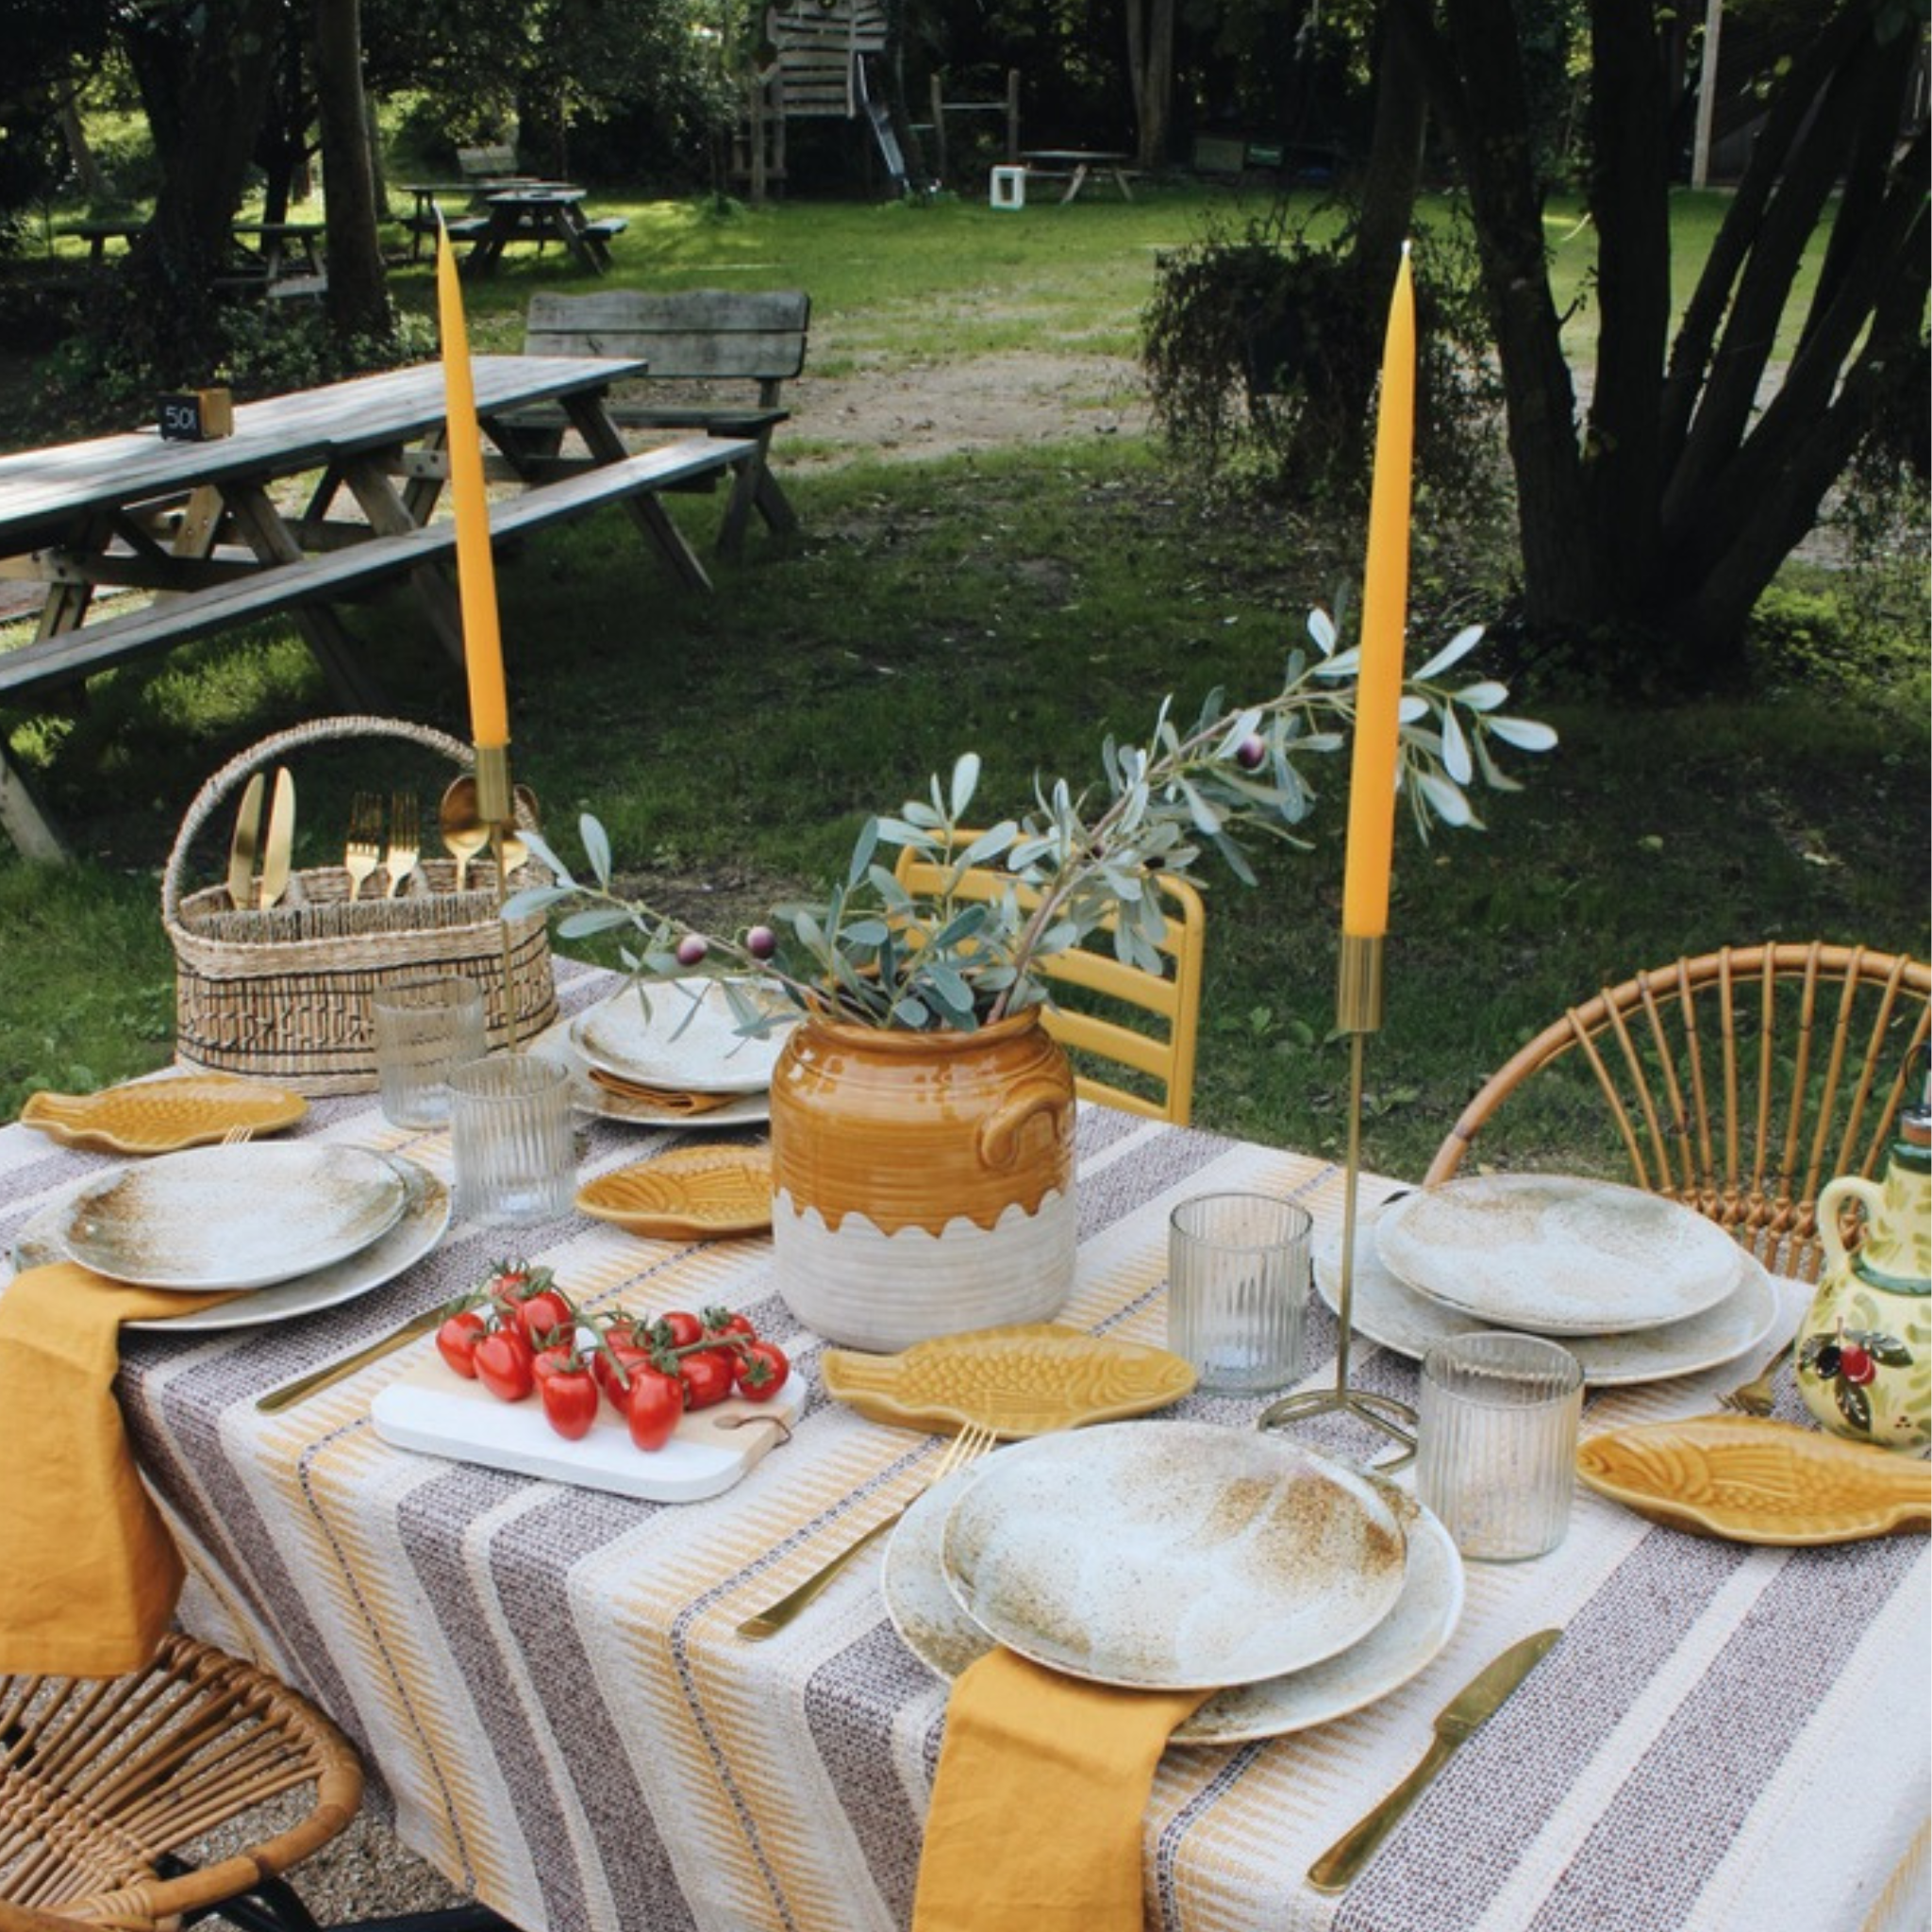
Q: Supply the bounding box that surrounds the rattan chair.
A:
[0,1635,512,1932]
[1424,941,1931,1281]
[893,835,1207,1124]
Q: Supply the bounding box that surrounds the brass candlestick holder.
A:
[474,741,523,1055]
[1257,931,1418,1468]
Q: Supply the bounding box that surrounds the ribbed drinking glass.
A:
[449,1055,575,1227]
[1166,1192,1312,1394]
[1417,1331,1584,1560]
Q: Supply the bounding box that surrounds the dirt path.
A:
[777,350,1153,463]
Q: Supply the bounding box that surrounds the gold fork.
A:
[737,1421,999,1641]
[344,791,384,902]
[1717,1334,1797,1415]
[383,791,420,898]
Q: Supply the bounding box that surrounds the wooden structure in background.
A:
[735,0,893,201]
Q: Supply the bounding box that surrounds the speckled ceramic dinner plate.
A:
[529,1019,772,1131]
[888,1468,1463,1743]
[938,1422,1407,1690]
[1315,1209,1780,1386]
[570,977,795,1093]
[56,1141,408,1292]
[1374,1174,1744,1335]
[11,1157,449,1333]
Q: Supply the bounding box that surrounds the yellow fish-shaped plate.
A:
[822,1323,1198,1439]
[1575,1414,1930,1545]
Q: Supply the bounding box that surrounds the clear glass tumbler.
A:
[371,976,488,1128]
[1417,1331,1585,1560]
[448,1054,575,1227]
[1167,1192,1312,1393]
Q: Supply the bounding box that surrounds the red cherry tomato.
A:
[677,1350,738,1410]
[732,1340,791,1402]
[595,1341,658,1411]
[474,1328,536,1403]
[703,1307,757,1343]
[536,1357,600,1441]
[435,1310,491,1379]
[512,1287,574,1349]
[656,1310,705,1350]
[625,1366,685,1451]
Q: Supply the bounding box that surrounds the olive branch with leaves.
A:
[508,609,1556,1034]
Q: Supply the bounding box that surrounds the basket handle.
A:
[161,714,479,928]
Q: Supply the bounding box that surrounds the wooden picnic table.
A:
[0,356,752,861]
[463,187,627,277]
[1019,148,1139,202]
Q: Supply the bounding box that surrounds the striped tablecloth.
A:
[3,961,1925,1932]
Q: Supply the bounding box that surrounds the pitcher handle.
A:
[1818,1174,1882,1267]
[977,1079,1070,1169]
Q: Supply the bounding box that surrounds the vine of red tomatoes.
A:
[433,1261,791,1446]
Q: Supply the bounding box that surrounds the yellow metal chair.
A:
[893,835,1206,1124]
[1424,941,1931,1282]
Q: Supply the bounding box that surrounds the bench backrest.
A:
[458,142,518,178]
[523,291,811,399]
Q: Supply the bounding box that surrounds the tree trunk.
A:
[119,0,284,379]
[312,0,391,346]
[1391,0,1925,679]
[1343,7,1430,426]
[1395,0,1601,630]
[1124,0,1175,173]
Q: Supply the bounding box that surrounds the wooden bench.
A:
[0,439,752,722]
[457,142,521,182]
[518,290,809,557]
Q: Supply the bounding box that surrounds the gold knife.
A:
[225,772,266,909]
[1307,1627,1562,1894]
[255,1307,442,1413]
[258,766,296,909]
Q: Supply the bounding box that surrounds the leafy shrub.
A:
[1142,199,1506,510]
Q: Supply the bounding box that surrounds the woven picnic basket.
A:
[163,715,558,1094]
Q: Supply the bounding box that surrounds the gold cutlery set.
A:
[225,772,541,910]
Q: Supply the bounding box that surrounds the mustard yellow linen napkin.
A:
[585,1068,738,1116]
[911,1647,1211,1932]
[0,1262,235,1675]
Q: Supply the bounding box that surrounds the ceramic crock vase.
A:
[1794,1084,1932,1451]
[769,1008,1077,1350]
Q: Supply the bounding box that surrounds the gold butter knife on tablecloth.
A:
[256,1308,442,1413]
[1307,1627,1563,1894]
[225,772,266,909]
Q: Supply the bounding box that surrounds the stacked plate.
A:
[883,1420,1466,1744]
[541,978,797,1129]
[1316,1173,1782,1386]
[8,1141,449,1332]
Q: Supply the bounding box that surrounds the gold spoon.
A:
[437,775,491,891]
[439,775,541,890]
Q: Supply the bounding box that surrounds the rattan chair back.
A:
[0,1633,361,1929]
[892,835,1207,1124]
[1424,941,1931,1281]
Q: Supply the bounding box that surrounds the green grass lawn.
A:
[0,191,1923,1180]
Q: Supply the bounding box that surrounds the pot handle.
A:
[1818,1174,1881,1268]
[977,1079,1070,1170]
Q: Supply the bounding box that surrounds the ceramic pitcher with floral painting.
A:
[1795,1066,1931,1450]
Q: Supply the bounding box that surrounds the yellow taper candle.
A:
[1340,243,1415,940]
[435,222,509,751]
